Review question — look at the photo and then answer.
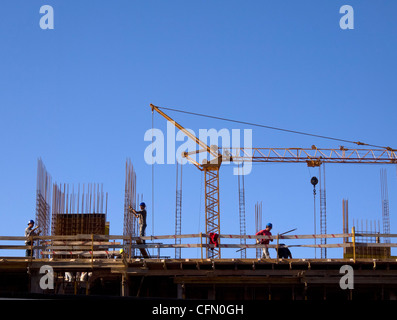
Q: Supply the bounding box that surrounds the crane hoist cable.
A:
[151,110,155,241]
[155,106,394,150]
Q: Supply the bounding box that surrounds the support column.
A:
[208,284,216,300]
[121,273,129,297]
[177,283,185,299]
[29,269,42,294]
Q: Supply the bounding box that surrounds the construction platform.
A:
[1,257,397,300]
[2,231,396,300]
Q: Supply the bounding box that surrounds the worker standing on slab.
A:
[129,202,147,238]
[256,223,273,259]
[24,220,40,257]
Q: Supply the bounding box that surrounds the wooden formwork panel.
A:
[344,245,391,259]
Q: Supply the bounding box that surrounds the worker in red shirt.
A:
[256,223,273,259]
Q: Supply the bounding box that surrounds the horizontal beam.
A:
[173,276,301,285]
[40,250,120,256]
[223,147,397,165]
[2,233,396,242]
[6,241,396,254]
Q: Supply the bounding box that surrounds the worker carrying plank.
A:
[255,223,273,259]
[129,202,147,238]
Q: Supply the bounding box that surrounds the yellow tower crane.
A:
[151,104,225,259]
[150,104,397,259]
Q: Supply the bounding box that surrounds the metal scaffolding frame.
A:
[319,165,327,259]
[175,162,183,259]
[255,201,263,259]
[381,168,391,243]
[237,164,247,259]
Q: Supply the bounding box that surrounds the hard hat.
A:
[119,249,124,254]
[266,223,273,228]
[140,202,146,207]
[28,220,34,225]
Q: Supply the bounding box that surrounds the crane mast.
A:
[151,104,223,258]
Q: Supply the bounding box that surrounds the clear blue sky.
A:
[0,1,396,258]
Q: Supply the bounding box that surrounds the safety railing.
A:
[1,229,396,261]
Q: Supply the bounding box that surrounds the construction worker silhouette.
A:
[129,202,147,237]
[256,223,273,259]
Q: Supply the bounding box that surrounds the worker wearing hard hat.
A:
[255,223,273,259]
[25,220,41,257]
[129,202,147,238]
[118,248,125,261]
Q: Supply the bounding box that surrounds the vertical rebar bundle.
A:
[353,218,382,257]
[342,199,349,256]
[124,158,138,257]
[35,159,52,237]
[353,218,380,243]
[255,201,262,259]
[380,168,391,243]
[35,159,52,259]
[175,162,182,259]
[237,164,247,259]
